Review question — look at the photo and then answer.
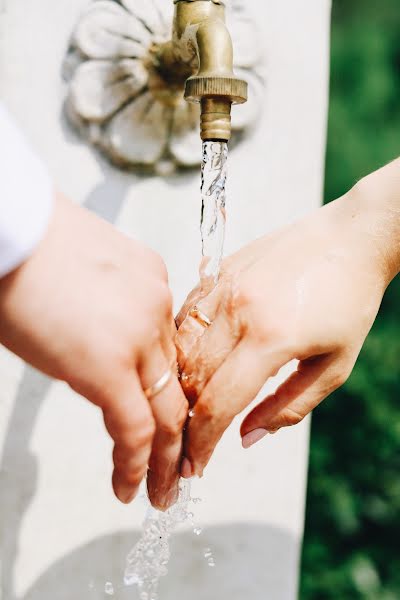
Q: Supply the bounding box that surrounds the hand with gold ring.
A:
[176,160,400,479]
[0,192,188,510]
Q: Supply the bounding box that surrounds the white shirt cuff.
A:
[0,104,54,278]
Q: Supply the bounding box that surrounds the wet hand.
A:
[176,186,391,478]
[0,193,188,509]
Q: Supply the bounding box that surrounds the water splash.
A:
[200,141,228,287]
[104,581,114,596]
[124,480,196,600]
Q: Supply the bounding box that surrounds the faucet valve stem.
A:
[186,77,247,141]
[200,98,231,141]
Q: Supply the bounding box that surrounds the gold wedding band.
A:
[189,305,212,329]
[144,363,175,400]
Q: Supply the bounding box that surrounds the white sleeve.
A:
[0,104,54,278]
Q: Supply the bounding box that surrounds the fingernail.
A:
[153,486,179,512]
[169,486,180,507]
[242,428,268,449]
[163,486,179,510]
[117,487,136,504]
[181,457,193,479]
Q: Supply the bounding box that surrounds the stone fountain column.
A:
[0,1,331,598]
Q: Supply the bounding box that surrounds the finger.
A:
[240,353,351,446]
[101,372,155,504]
[175,282,202,329]
[175,270,224,330]
[179,307,240,405]
[140,344,188,511]
[182,340,293,478]
[175,284,225,379]
[160,314,178,368]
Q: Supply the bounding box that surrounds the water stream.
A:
[122,141,228,600]
[200,141,228,287]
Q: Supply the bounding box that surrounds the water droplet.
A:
[187,512,194,520]
[124,571,140,587]
[204,548,212,558]
[188,409,195,418]
[207,557,216,568]
[193,527,202,536]
[104,581,114,595]
[192,497,202,504]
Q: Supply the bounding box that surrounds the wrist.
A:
[345,159,400,286]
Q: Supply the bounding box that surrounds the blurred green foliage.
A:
[300,0,400,598]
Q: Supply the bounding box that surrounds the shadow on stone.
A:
[24,523,298,600]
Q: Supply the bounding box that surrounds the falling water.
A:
[123,141,228,600]
[200,141,228,287]
[124,480,203,600]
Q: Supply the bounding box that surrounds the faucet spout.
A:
[169,0,248,142]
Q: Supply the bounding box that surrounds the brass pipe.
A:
[166,0,248,141]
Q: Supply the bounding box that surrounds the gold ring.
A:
[144,364,175,400]
[189,305,212,329]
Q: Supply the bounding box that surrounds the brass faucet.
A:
[157,0,248,142]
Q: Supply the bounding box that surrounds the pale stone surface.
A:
[0,0,331,598]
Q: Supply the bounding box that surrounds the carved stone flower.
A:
[65,0,264,173]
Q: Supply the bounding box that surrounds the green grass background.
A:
[300,1,400,598]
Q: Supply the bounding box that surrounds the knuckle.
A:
[149,251,168,282]
[235,280,259,311]
[158,399,189,438]
[113,446,133,471]
[196,398,216,422]
[115,415,155,452]
[149,282,173,318]
[175,398,190,428]
[181,375,202,404]
[247,317,270,345]
[134,417,156,448]
[276,406,305,428]
[249,318,296,354]
[121,465,146,488]
[158,285,173,315]
[329,365,352,391]
[196,395,225,426]
[235,295,295,351]
[113,454,146,488]
[112,448,126,471]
